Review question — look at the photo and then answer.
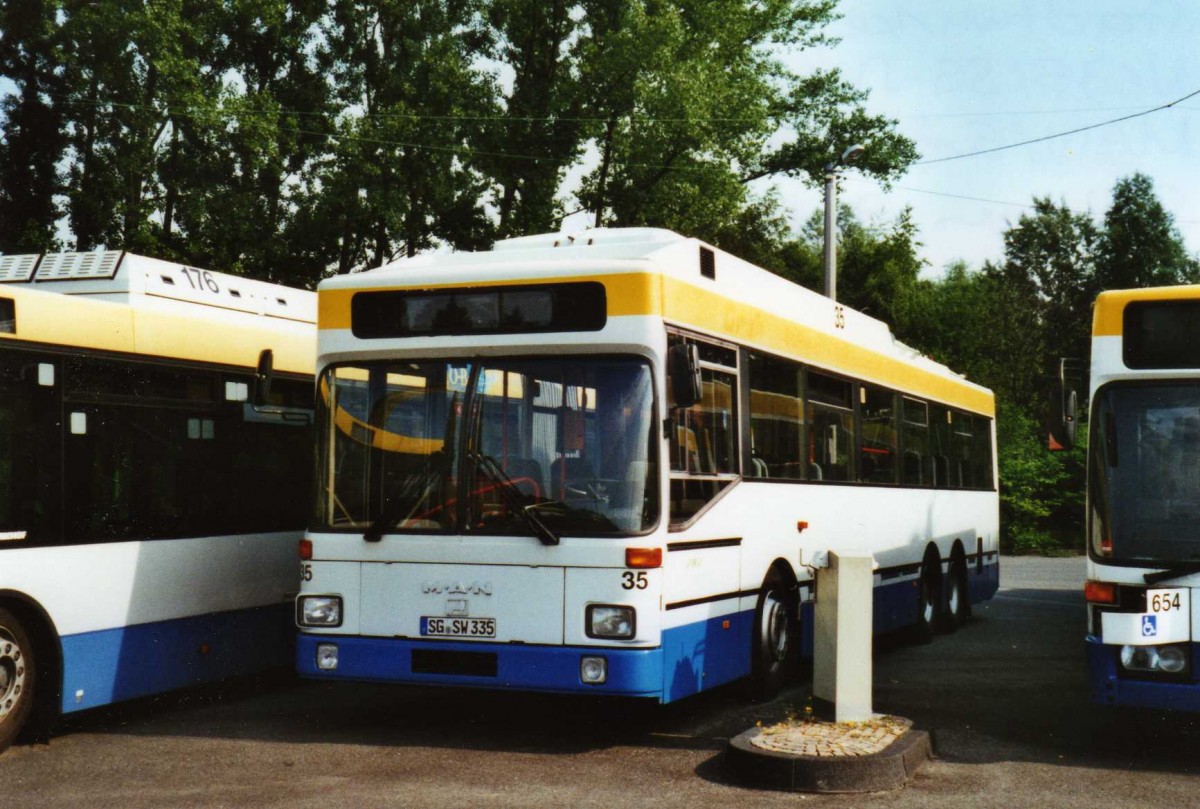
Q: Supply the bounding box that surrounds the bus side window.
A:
[806,371,854,482]
[0,352,61,542]
[901,397,929,487]
[668,334,739,524]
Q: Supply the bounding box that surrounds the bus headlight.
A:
[1157,645,1189,674]
[1120,643,1189,675]
[586,605,635,639]
[298,595,343,627]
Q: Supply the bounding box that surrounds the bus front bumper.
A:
[1087,635,1200,712]
[296,633,666,699]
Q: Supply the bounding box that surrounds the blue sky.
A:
[779,0,1200,274]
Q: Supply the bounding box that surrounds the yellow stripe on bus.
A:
[0,286,315,374]
[317,272,660,330]
[320,271,992,416]
[659,277,994,417]
[1093,285,1200,337]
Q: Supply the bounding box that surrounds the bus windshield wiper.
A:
[471,453,559,546]
[1144,561,1200,585]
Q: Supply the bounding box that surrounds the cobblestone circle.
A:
[749,715,912,758]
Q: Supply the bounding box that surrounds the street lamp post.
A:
[822,144,866,302]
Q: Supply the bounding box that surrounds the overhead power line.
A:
[916,87,1200,166]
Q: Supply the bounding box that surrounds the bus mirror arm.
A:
[1044,357,1081,451]
[253,348,275,409]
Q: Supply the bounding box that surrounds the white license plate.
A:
[1148,588,1188,614]
[420,616,496,638]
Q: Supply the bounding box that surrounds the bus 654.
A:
[1077,286,1200,710]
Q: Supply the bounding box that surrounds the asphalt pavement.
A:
[4,555,1200,808]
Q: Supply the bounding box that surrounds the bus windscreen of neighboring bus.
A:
[316,357,658,537]
[1091,383,1200,564]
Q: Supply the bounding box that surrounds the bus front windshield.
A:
[1091,383,1200,564]
[315,357,658,537]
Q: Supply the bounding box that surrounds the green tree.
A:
[896,260,994,378]
[762,204,925,327]
[995,403,1085,553]
[170,0,332,282]
[573,0,917,244]
[0,0,66,253]
[481,0,585,238]
[1096,172,1200,290]
[307,0,497,274]
[1003,198,1098,384]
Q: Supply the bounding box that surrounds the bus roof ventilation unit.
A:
[0,253,41,283]
[34,250,123,282]
[699,246,715,280]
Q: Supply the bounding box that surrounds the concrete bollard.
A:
[811,550,875,723]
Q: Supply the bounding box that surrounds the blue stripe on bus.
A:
[296,561,1000,703]
[1087,636,1200,711]
[59,603,293,714]
[296,633,669,698]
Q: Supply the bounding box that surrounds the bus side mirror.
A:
[668,344,702,409]
[254,348,275,408]
[1045,357,1083,452]
[1048,388,1078,451]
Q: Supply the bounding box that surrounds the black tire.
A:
[913,558,939,645]
[0,607,35,754]
[750,578,796,699]
[946,556,971,629]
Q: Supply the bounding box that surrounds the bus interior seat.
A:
[504,456,544,499]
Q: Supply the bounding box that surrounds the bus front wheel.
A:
[0,607,35,754]
[913,558,939,645]
[751,577,796,699]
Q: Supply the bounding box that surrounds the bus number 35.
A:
[622,571,648,590]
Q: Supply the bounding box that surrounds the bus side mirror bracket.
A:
[1045,358,1080,451]
[254,348,275,409]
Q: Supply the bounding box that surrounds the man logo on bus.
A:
[1142,615,1158,637]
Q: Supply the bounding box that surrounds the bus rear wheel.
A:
[751,578,796,699]
[0,607,35,754]
[945,556,970,630]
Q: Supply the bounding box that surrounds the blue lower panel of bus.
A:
[59,603,293,714]
[296,561,1000,703]
[1086,636,1200,712]
[297,611,757,704]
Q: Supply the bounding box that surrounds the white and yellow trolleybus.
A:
[296,228,998,702]
[0,251,315,751]
[1084,286,1200,710]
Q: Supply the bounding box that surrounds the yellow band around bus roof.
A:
[320,271,993,417]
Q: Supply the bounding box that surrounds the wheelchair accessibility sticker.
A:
[1103,588,1192,645]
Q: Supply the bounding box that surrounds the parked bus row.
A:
[1,230,1001,752]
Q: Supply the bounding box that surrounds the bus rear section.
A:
[1084,289,1200,710]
